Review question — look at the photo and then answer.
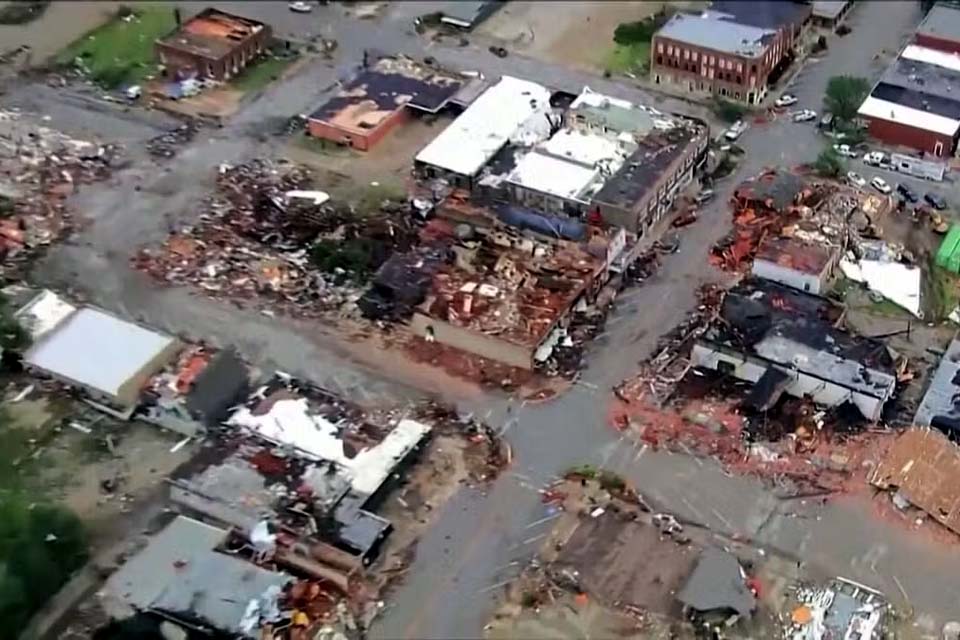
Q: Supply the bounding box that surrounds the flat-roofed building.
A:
[155,8,271,81]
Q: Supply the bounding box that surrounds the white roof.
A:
[857,95,960,137]
[900,44,960,73]
[570,86,633,111]
[507,151,600,201]
[540,129,630,167]
[14,289,76,340]
[24,307,177,400]
[415,75,552,177]
[228,398,432,495]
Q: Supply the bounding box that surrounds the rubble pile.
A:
[133,159,418,318]
[0,109,121,274]
[413,400,508,481]
[146,122,200,159]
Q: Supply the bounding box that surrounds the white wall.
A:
[691,343,884,420]
[751,260,824,294]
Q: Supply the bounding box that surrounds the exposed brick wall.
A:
[155,21,271,81]
[865,116,956,157]
[915,33,960,55]
[306,107,410,152]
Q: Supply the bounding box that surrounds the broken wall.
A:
[691,343,885,420]
[411,312,537,370]
[750,260,829,295]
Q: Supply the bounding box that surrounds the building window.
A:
[737,62,743,73]
[737,75,742,84]
[684,49,690,60]
[657,42,664,53]
[655,74,661,84]
[692,51,698,62]
[709,55,714,65]
[708,69,714,79]
[752,64,758,73]
[667,45,673,55]
[720,87,727,96]
[701,67,707,77]
[735,92,741,99]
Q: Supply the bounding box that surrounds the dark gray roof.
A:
[594,125,698,210]
[812,0,850,20]
[677,547,756,617]
[185,348,249,423]
[871,81,960,121]
[914,337,960,433]
[917,3,960,44]
[711,0,812,29]
[429,1,502,28]
[880,54,960,107]
[657,12,775,58]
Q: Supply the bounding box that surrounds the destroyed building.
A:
[101,515,293,638]
[677,547,756,622]
[141,346,251,437]
[174,373,432,561]
[914,336,960,436]
[155,8,271,81]
[871,427,960,536]
[691,279,897,420]
[406,227,608,370]
[306,57,466,151]
[21,295,181,419]
[786,577,889,640]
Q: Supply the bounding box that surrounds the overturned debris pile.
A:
[0,109,121,275]
[146,122,200,159]
[132,159,418,318]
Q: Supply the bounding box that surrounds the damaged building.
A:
[870,427,960,537]
[306,57,467,151]
[416,82,707,235]
[691,279,897,420]
[173,373,431,561]
[406,228,608,370]
[913,336,960,436]
[155,8,271,82]
[475,86,707,235]
[750,236,840,295]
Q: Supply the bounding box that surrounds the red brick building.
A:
[155,8,271,81]
[915,3,960,54]
[307,58,463,151]
[651,2,810,105]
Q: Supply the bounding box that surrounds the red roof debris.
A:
[753,236,836,275]
[870,427,960,536]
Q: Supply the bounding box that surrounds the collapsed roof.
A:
[677,547,756,618]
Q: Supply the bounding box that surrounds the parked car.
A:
[489,45,508,58]
[775,93,798,108]
[871,176,892,194]
[896,183,919,203]
[846,171,866,188]
[288,1,313,12]
[694,189,715,205]
[925,192,948,209]
[863,151,887,167]
[833,143,858,158]
[724,120,747,141]
[818,113,834,129]
[792,109,817,122]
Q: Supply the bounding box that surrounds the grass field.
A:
[55,5,175,89]
[604,42,650,74]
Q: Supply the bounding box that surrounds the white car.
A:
[775,93,798,107]
[289,1,313,12]
[792,109,818,122]
[724,119,746,141]
[871,176,891,194]
[863,151,887,166]
[833,143,858,158]
[847,171,867,188]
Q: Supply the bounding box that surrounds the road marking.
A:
[524,513,562,530]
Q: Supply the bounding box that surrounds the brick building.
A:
[858,44,960,157]
[915,2,960,54]
[155,8,271,81]
[651,2,810,105]
[306,57,463,151]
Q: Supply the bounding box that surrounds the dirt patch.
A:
[475,1,705,72]
[285,115,452,202]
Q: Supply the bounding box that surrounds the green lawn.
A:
[55,6,176,89]
[231,54,297,92]
[604,42,650,75]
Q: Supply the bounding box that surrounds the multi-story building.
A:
[651,2,811,105]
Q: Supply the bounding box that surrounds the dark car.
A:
[925,192,948,210]
[896,183,918,203]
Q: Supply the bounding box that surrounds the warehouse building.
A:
[156,8,271,81]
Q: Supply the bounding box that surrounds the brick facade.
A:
[307,107,411,151]
[915,33,960,55]
[651,17,805,104]
[863,116,957,157]
[155,10,272,82]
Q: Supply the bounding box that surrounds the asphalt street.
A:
[3,2,959,637]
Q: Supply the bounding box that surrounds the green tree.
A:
[814,145,846,178]
[824,75,870,123]
[0,493,88,629]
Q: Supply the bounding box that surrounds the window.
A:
[655,74,661,84]
[720,87,727,96]
[657,55,663,65]
[735,92,741,99]
[701,67,707,77]
[692,51,698,62]
[667,45,673,55]
[657,43,664,53]
[708,69,714,79]
[684,49,690,60]
[709,55,714,65]
[737,62,743,73]
[736,75,742,84]
[749,75,755,88]
[752,64,758,73]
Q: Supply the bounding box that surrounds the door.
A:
[935,140,944,158]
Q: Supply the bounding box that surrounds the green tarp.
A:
[936,225,960,274]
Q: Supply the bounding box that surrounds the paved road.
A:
[4,2,959,637]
